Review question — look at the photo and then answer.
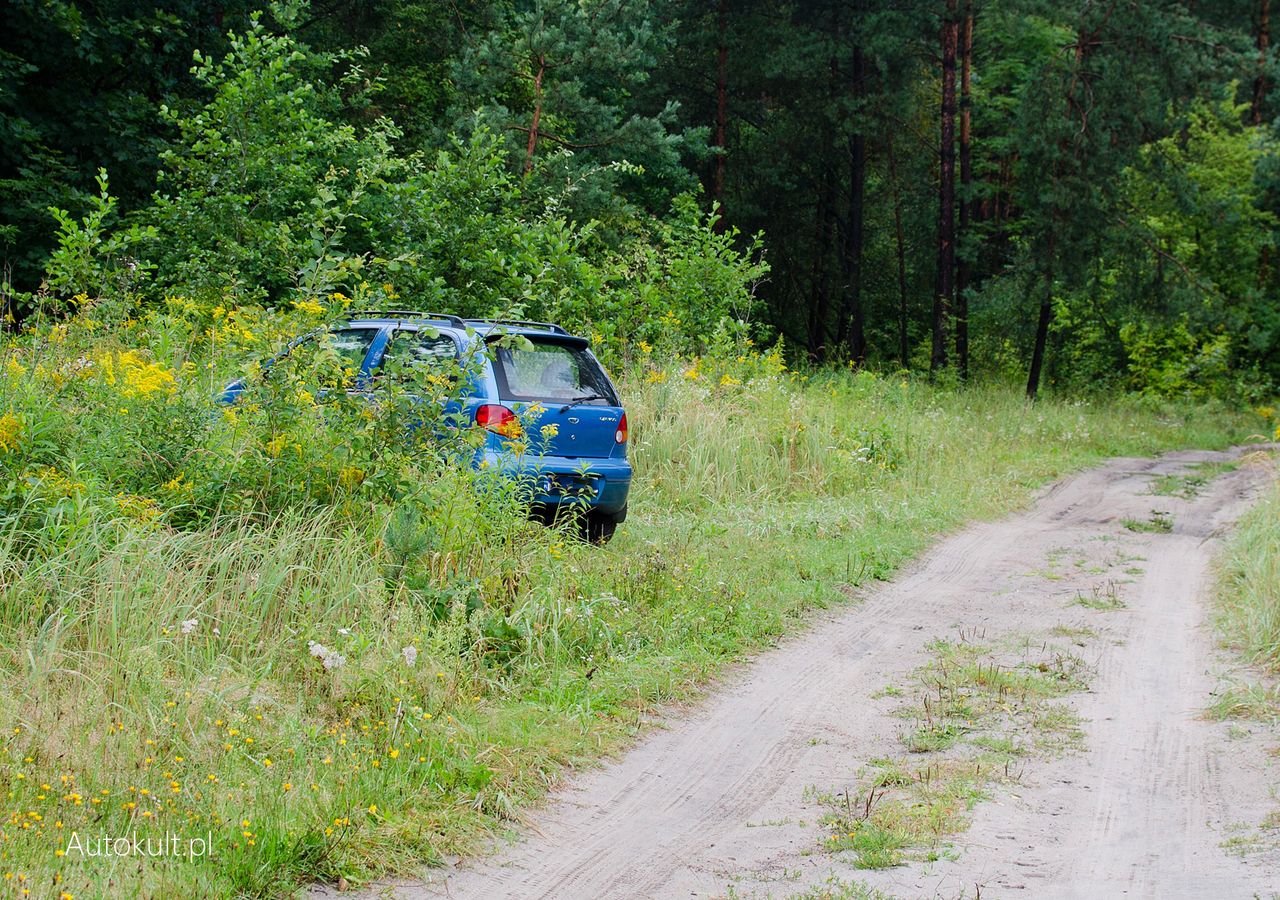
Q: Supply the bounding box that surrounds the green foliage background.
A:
[2,0,1279,398]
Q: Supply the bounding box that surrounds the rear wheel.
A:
[582,512,619,545]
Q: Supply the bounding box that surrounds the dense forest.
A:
[2,0,1278,398]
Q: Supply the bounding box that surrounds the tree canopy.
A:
[1,0,1277,398]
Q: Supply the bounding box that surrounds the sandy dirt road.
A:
[344,449,1280,900]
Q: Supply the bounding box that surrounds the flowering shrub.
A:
[0,292,572,895]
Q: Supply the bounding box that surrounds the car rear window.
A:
[492,340,616,404]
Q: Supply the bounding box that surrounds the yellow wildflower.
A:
[32,466,84,496]
[113,493,161,523]
[98,350,177,398]
[0,411,21,452]
[264,435,289,458]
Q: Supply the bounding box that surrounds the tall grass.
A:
[1218,473,1280,670]
[0,361,1263,898]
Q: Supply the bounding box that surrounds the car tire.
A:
[583,512,619,545]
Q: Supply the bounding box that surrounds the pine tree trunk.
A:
[1026,250,1054,400]
[932,0,959,373]
[1260,0,1274,285]
[1027,10,1103,399]
[713,0,729,216]
[523,55,546,175]
[1255,0,1271,125]
[838,43,867,364]
[807,172,834,362]
[955,1,973,380]
[888,133,910,369]
[844,129,867,363]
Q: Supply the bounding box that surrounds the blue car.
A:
[223,311,631,543]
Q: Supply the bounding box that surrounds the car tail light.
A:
[615,411,628,444]
[476,404,522,439]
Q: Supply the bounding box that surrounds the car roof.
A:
[341,312,582,341]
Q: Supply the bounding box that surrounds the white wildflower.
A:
[308,640,345,671]
[180,618,199,635]
[401,646,418,668]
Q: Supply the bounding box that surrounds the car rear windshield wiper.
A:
[558,392,608,413]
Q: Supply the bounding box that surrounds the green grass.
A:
[820,631,1094,869]
[0,362,1264,897]
[1149,459,1239,499]
[1072,582,1127,610]
[1218,470,1280,672]
[1050,624,1099,642]
[1121,510,1174,533]
[1213,468,1280,724]
[1207,681,1280,721]
[789,875,898,900]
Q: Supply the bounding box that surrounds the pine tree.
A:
[447,0,697,225]
[933,0,959,373]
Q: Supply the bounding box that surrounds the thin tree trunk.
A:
[844,128,867,363]
[838,43,868,363]
[713,0,729,215]
[1260,0,1274,285]
[1255,0,1271,125]
[932,0,959,373]
[810,16,839,363]
[1027,6,1110,398]
[523,55,546,175]
[955,1,974,380]
[1026,247,1054,399]
[807,172,834,362]
[888,133,910,369]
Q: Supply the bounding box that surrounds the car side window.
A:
[326,328,380,369]
[375,330,459,383]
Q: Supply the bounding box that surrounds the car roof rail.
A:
[346,309,467,328]
[466,318,570,336]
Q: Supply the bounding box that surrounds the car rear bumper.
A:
[476,450,632,517]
